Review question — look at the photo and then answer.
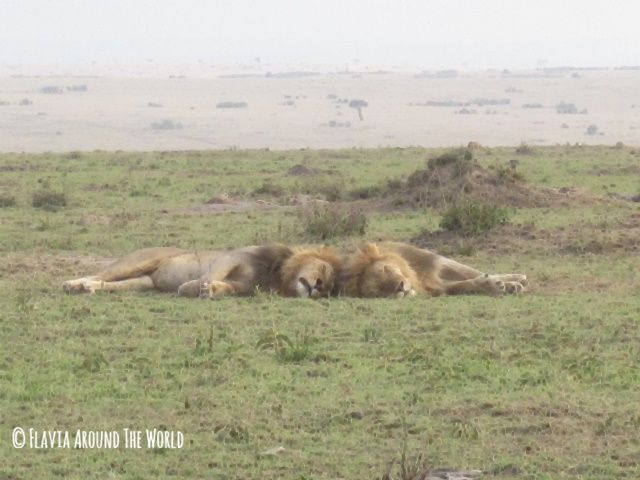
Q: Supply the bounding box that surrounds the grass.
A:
[1,146,639,479]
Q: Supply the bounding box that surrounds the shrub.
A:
[515,142,535,155]
[19,98,33,106]
[440,203,510,236]
[150,119,183,130]
[556,102,578,114]
[495,163,525,182]
[350,185,382,199]
[300,203,367,240]
[216,101,248,108]
[0,194,16,207]
[467,97,510,106]
[66,84,88,92]
[295,177,346,201]
[522,103,544,109]
[586,124,598,136]
[40,85,63,94]
[426,148,473,176]
[32,191,67,210]
[253,181,285,197]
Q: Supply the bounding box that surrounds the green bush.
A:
[427,148,473,176]
[0,194,16,207]
[295,177,346,201]
[300,203,367,240]
[515,142,535,155]
[253,181,286,197]
[32,191,67,210]
[440,203,510,236]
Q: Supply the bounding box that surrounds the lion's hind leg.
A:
[444,274,506,297]
[63,276,155,294]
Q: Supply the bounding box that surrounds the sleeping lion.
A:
[63,245,341,299]
[341,242,527,298]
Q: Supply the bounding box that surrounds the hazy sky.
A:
[2,0,639,70]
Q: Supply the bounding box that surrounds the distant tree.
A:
[349,99,368,121]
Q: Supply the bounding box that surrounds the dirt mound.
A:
[412,213,640,256]
[391,149,596,209]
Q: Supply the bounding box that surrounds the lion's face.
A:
[342,243,420,299]
[280,247,341,298]
[360,261,416,298]
[293,258,335,298]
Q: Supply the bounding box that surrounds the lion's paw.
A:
[478,274,506,296]
[504,281,525,294]
[63,278,100,294]
[199,281,234,299]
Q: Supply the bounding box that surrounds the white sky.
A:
[1,0,639,70]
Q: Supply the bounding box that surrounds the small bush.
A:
[495,163,525,182]
[350,185,382,199]
[467,97,510,106]
[66,84,88,92]
[32,191,67,210]
[295,177,346,201]
[40,85,63,94]
[426,148,473,176]
[515,142,535,155]
[440,203,510,236]
[253,181,285,197]
[216,101,248,108]
[151,119,183,130]
[586,124,598,136]
[556,102,578,114]
[0,194,16,207]
[300,203,367,240]
[19,98,33,106]
[522,103,543,109]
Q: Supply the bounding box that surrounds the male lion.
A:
[341,242,527,298]
[63,245,341,299]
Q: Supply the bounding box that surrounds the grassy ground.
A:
[1,145,639,479]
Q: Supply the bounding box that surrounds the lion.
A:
[340,241,527,298]
[62,244,342,299]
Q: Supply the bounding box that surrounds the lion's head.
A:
[341,243,421,298]
[279,247,342,298]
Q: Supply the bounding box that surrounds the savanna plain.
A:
[1,145,639,479]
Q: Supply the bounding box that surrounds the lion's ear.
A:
[360,243,380,258]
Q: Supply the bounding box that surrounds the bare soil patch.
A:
[1,253,113,278]
[412,213,640,256]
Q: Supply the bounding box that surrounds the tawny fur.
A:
[279,247,343,297]
[63,244,342,299]
[341,241,527,298]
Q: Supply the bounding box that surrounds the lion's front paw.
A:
[478,274,506,296]
[504,281,525,294]
[63,278,101,294]
[199,281,234,299]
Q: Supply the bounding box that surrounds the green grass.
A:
[1,146,639,479]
